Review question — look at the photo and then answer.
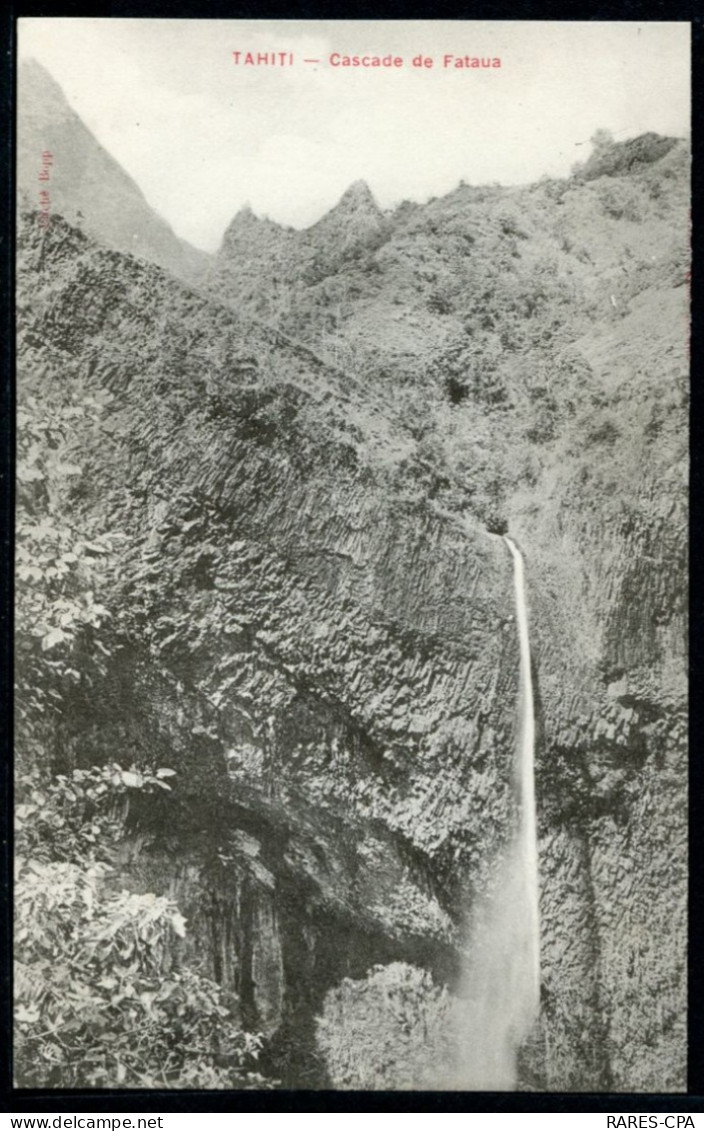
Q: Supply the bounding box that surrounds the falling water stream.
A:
[451,535,540,1089]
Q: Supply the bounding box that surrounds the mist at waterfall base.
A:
[447,537,541,1091]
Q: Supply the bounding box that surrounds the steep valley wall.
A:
[16,147,687,1091]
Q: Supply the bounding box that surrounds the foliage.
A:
[316,962,453,1089]
[15,346,273,1089]
[15,765,273,1089]
[574,130,678,182]
[572,129,616,177]
[15,763,175,863]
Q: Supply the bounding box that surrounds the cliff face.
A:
[16,127,688,1090]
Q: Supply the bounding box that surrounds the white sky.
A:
[18,19,691,252]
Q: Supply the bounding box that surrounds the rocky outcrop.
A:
[17,60,210,285]
[300,180,388,270]
[577,132,680,182]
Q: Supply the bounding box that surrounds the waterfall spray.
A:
[451,535,540,1090]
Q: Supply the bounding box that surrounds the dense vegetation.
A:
[15,126,689,1090]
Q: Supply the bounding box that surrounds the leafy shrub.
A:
[587,417,621,446]
[427,290,454,315]
[15,380,119,758]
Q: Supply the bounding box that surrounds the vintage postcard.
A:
[14,19,690,1092]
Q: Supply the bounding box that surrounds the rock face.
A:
[301,179,388,264]
[17,60,210,285]
[215,206,296,318]
[577,132,680,182]
[15,108,688,1090]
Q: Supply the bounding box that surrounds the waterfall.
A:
[504,535,541,1013]
[450,535,540,1090]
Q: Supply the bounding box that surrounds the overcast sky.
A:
[18,19,691,252]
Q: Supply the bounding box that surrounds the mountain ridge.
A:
[14,62,689,1092]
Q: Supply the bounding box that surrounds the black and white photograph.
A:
[14,18,690,1093]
